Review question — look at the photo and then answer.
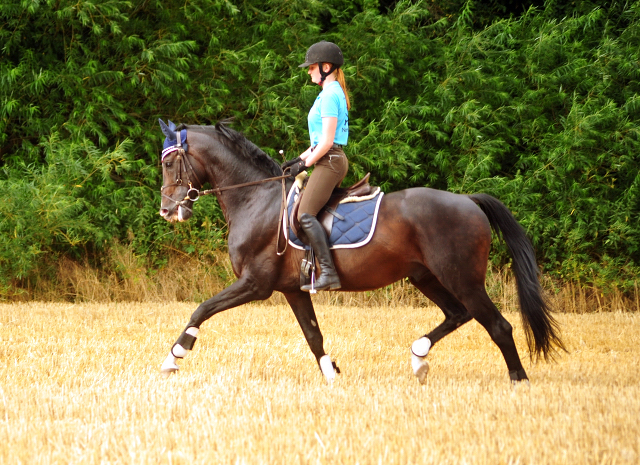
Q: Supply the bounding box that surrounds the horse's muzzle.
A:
[159,204,192,223]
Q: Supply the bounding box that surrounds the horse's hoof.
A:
[414,360,430,384]
[509,368,529,385]
[319,355,336,384]
[511,378,530,388]
[411,351,430,384]
[161,354,180,377]
[160,368,178,379]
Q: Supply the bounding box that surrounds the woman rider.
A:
[281,41,350,292]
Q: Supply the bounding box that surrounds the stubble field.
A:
[0,301,638,464]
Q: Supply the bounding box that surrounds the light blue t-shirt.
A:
[307,81,349,146]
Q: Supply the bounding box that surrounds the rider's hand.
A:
[287,160,307,178]
[281,157,303,170]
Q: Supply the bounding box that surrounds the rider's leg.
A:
[299,213,341,291]
[297,148,348,292]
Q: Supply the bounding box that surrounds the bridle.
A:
[160,146,205,212]
[160,145,292,255]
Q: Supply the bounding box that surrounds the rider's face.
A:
[308,63,321,85]
[308,63,331,86]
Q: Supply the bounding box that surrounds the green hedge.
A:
[1,0,639,296]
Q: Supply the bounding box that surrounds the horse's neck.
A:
[205,149,282,226]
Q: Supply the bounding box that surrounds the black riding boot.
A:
[299,213,341,292]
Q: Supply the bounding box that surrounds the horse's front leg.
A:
[284,291,338,384]
[161,276,271,376]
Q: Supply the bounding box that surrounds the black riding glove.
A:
[287,159,307,178]
[281,157,303,170]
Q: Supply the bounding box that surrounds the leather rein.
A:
[161,146,291,255]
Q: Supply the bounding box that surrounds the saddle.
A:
[290,173,376,241]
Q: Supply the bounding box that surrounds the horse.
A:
[158,120,564,384]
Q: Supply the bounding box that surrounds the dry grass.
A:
[8,249,640,314]
[1,301,638,464]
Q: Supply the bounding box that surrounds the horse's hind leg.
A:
[411,273,528,383]
[409,273,473,383]
[284,291,337,383]
[410,273,474,344]
[460,288,528,382]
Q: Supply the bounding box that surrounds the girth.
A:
[290,173,376,240]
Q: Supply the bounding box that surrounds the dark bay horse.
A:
[158,121,564,384]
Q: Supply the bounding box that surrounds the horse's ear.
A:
[159,119,173,138]
[168,120,177,132]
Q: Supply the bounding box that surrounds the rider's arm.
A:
[301,116,337,167]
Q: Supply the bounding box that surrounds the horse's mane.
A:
[186,121,283,177]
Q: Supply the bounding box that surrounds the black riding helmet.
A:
[299,41,344,83]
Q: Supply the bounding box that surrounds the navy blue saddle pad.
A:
[286,184,384,250]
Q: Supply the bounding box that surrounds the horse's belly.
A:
[332,219,422,292]
[335,255,420,291]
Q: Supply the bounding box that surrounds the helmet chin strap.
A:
[317,62,338,84]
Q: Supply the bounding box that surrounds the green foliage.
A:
[1,0,639,298]
[415,4,640,292]
[0,134,135,290]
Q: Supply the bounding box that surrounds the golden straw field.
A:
[1,301,639,464]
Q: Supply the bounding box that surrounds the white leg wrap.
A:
[411,337,431,384]
[171,343,188,358]
[411,337,431,357]
[319,355,336,384]
[161,353,179,372]
[171,327,199,358]
[186,327,199,337]
[162,327,199,375]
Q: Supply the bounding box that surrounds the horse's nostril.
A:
[160,209,169,217]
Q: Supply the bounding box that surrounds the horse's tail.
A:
[468,193,565,361]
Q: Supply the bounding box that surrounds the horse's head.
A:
[158,119,286,222]
[158,119,202,223]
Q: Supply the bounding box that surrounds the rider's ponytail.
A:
[336,68,351,111]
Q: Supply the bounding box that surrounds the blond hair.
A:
[335,68,351,111]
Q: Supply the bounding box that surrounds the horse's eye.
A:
[165,162,173,169]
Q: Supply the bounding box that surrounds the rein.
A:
[161,147,291,255]
[196,174,291,198]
